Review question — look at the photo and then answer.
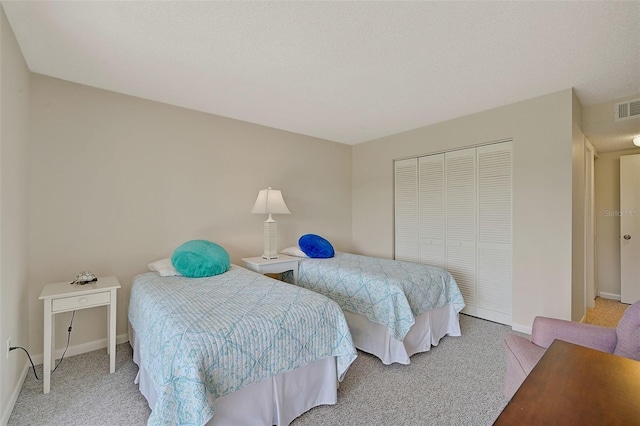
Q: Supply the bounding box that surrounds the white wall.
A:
[28,75,353,359]
[595,148,640,299]
[352,89,575,331]
[571,90,586,321]
[0,7,30,423]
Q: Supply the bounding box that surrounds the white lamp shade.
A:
[250,188,291,215]
[634,136,640,147]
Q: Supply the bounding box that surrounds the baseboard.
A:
[1,361,29,426]
[598,292,621,301]
[32,333,129,365]
[511,323,532,335]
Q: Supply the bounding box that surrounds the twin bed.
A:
[284,252,465,364]
[129,266,357,425]
[129,247,464,424]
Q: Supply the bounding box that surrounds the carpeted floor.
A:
[582,297,629,328]
[10,298,622,426]
[8,314,525,426]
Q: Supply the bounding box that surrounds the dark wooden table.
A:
[494,339,640,425]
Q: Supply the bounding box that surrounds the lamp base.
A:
[262,218,279,259]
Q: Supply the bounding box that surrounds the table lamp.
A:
[251,187,291,259]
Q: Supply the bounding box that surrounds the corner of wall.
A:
[0,6,32,422]
[571,88,586,322]
[572,88,583,128]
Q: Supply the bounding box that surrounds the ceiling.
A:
[2,1,639,151]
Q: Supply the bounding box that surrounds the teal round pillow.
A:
[171,240,230,278]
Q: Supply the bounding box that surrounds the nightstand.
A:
[38,276,121,394]
[241,255,301,284]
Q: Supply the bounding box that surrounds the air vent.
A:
[614,98,640,122]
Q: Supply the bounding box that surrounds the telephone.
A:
[70,271,98,285]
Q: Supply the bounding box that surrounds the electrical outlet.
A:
[5,336,10,359]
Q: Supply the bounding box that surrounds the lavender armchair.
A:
[503,300,640,399]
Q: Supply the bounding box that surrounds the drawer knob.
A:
[79,297,88,304]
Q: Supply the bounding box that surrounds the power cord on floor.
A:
[9,310,75,381]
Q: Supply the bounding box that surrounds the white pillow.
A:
[280,246,308,258]
[148,258,182,277]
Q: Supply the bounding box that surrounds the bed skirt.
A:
[130,327,338,425]
[344,303,461,365]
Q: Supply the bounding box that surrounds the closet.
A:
[394,141,512,325]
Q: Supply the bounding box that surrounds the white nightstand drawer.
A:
[52,291,111,312]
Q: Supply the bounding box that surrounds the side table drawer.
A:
[52,291,111,312]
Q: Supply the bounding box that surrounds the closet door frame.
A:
[393,139,513,325]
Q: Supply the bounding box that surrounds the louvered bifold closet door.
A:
[476,142,512,324]
[395,158,419,262]
[445,148,477,316]
[419,154,445,268]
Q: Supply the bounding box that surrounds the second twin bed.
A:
[284,251,465,365]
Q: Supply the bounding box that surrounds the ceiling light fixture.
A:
[634,136,640,147]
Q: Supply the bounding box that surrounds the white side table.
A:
[241,255,301,284]
[38,276,121,394]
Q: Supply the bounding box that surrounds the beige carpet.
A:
[8,314,524,426]
[582,297,629,328]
